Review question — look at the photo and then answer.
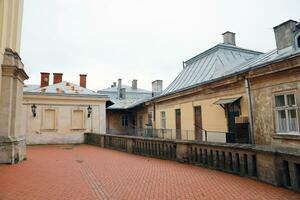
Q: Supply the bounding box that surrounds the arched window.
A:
[297,35,300,48]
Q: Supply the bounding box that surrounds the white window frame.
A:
[274,92,299,135]
[160,111,166,129]
[121,115,129,128]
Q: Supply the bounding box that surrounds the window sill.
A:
[272,133,300,141]
[41,129,57,132]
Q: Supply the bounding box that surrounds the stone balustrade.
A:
[85,133,300,193]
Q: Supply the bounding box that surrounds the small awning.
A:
[213,96,241,106]
[106,100,115,108]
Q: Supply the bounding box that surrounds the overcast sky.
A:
[21,0,300,91]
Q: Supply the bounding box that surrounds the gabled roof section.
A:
[162,43,263,95]
[24,81,107,98]
[97,84,152,109]
[98,84,151,94]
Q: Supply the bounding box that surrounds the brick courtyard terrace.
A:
[0,145,299,200]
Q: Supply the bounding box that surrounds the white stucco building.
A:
[22,73,110,144]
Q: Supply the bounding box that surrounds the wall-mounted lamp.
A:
[31,104,37,117]
[87,105,92,118]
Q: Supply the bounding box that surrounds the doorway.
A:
[194,106,202,141]
[175,109,181,139]
[226,100,241,142]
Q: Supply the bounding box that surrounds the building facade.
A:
[23,73,109,144]
[112,20,300,148]
[98,79,154,134]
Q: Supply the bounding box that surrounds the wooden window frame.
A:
[274,92,299,135]
[121,115,129,128]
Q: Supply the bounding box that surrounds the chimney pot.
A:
[132,79,137,90]
[53,73,63,84]
[222,31,236,46]
[120,88,126,99]
[152,80,163,97]
[79,74,87,88]
[117,78,122,98]
[40,72,50,87]
[113,82,117,87]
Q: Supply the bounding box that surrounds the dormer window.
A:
[297,34,300,49]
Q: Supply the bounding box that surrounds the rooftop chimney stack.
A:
[120,88,126,99]
[117,78,122,99]
[79,74,87,88]
[132,79,137,90]
[40,72,50,87]
[113,82,117,87]
[53,73,63,84]
[152,80,163,97]
[273,20,298,52]
[222,31,236,46]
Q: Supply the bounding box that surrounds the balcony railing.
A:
[106,128,228,142]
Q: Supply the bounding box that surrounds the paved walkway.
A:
[0,145,299,200]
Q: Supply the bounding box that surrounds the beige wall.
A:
[23,94,107,144]
[153,84,249,142]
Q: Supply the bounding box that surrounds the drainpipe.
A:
[153,102,156,129]
[245,78,255,144]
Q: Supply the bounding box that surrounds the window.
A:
[297,35,300,48]
[147,112,153,127]
[274,93,298,134]
[161,111,166,129]
[72,110,84,130]
[139,115,143,129]
[42,108,56,130]
[121,115,128,127]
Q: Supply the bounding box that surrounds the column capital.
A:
[1,48,28,82]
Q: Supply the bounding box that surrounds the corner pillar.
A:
[0,48,28,164]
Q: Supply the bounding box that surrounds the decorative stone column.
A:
[0,48,28,164]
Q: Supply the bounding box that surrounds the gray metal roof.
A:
[98,84,151,94]
[223,47,300,76]
[162,43,263,95]
[97,85,152,109]
[23,81,107,98]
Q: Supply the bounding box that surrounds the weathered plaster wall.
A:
[22,95,107,144]
[251,65,300,148]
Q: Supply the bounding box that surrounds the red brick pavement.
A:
[0,145,299,200]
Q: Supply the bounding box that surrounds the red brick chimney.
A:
[40,72,50,87]
[53,73,63,84]
[79,74,87,88]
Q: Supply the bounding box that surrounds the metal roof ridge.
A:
[184,43,263,66]
[184,44,220,65]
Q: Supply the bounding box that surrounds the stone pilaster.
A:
[0,48,28,164]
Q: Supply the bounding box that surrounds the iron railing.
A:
[106,128,228,142]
